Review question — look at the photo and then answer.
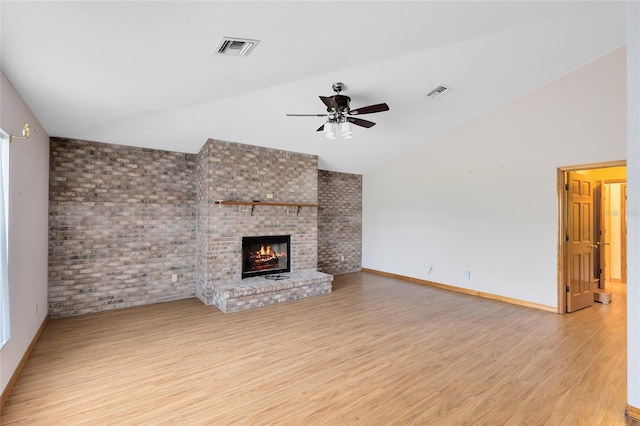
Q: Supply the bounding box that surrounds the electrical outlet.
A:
[35,303,38,314]
[266,194,273,199]
[464,271,471,280]
[341,255,345,261]
[171,274,178,282]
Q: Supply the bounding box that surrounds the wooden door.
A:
[566,171,595,312]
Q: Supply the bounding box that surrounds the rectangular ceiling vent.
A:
[215,37,259,57]
[426,84,452,99]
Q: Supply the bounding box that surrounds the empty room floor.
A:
[1,272,634,425]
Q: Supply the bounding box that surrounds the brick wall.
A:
[196,139,319,304]
[317,170,362,275]
[48,137,357,316]
[195,140,213,303]
[48,138,196,318]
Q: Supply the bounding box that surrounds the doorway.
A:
[557,161,627,313]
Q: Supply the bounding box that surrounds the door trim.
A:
[622,183,627,283]
[603,179,627,285]
[557,160,626,313]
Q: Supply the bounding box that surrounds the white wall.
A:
[626,0,640,412]
[0,71,50,395]
[363,47,626,309]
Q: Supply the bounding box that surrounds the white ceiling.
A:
[0,1,626,174]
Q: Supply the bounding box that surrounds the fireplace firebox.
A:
[242,235,291,279]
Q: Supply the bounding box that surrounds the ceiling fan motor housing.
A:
[327,95,351,113]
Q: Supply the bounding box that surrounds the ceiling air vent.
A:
[426,84,451,99]
[215,37,259,57]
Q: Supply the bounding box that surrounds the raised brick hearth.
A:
[212,270,333,313]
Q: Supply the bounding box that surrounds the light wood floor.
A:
[1,273,635,425]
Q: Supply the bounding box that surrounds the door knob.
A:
[588,244,598,249]
[596,241,610,246]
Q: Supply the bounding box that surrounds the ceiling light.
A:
[323,120,355,140]
[341,122,352,139]
[324,122,336,139]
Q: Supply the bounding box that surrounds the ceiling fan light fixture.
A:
[324,122,336,139]
[341,122,352,139]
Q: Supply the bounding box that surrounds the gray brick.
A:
[49,137,359,317]
[317,170,362,275]
[48,138,197,318]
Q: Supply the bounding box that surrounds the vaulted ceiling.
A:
[0,1,626,174]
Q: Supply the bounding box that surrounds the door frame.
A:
[622,183,627,283]
[557,160,626,313]
[602,179,627,285]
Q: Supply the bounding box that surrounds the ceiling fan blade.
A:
[316,124,325,132]
[320,96,338,111]
[349,103,389,115]
[347,117,376,128]
[286,113,328,117]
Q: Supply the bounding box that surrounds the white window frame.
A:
[0,128,10,350]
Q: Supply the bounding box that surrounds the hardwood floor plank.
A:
[1,273,635,425]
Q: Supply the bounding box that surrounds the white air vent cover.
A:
[426,84,452,99]
[215,37,259,57]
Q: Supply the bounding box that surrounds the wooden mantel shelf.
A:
[214,200,318,216]
[214,200,317,207]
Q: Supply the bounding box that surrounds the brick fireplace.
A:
[195,139,332,312]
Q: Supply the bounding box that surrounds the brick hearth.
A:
[212,270,333,313]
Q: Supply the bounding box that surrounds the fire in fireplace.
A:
[242,235,291,278]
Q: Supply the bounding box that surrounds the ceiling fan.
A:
[286,82,389,139]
